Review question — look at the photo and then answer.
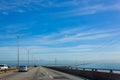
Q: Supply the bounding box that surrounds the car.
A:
[19,66,28,72]
[0,64,8,70]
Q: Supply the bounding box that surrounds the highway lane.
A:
[39,67,89,80]
[0,67,39,80]
[0,67,89,80]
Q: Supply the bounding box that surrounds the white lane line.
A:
[49,75,53,79]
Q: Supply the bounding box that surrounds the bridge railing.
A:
[45,66,120,80]
[67,66,120,74]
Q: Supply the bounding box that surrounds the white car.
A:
[19,66,28,72]
[0,64,8,70]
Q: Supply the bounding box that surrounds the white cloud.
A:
[5,24,28,32]
[0,0,84,11]
[2,12,8,15]
[22,26,120,46]
[0,0,120,15]
[0,45,97,58]
[0,25,120,47]
[53,3,120,17]
[0,26,120,61]
[0,44,120,61]
[0,22,36,39]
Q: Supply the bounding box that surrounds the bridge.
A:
[0,66,88,80]
[0,66,120,80]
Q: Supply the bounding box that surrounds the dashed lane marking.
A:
[49,75,53,79]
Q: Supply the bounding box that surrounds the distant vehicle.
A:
[19,66,28,72]
[0,64,8,70]
[34,65,37,67]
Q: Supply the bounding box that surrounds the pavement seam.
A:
[31,67,40,80]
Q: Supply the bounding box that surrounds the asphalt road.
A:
[0,67,88,80]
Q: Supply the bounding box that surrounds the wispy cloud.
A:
[52,3,120,17]
[0,46,89,61]
[0,45,96,57]
[0,26,120,61]
[1,25,120,47]
[0,0,86,12]
[0,44,120,61]
[17,26,120,48]
[4,24,28,33]
[0,23,35,40]
[0,0,41,13]
[0,0,120,16]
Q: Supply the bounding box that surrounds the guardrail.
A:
[70,67,120,74]
[45,66,120,80]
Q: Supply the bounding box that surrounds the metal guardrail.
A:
[66,66,120,74]
[45,66,120,80]
[44,66,120,73]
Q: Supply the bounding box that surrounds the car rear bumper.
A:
[19,70,27,72]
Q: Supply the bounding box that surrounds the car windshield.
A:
[20,66,26,68]
[0,65,4,67]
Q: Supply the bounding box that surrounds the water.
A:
[0,60,120,70]
[76,63,120,70]
[72,62,120,74]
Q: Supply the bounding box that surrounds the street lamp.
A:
[55,57,57,66]
[17,35,20,67]
[28,49,30,66]
[32,55,34,67]
[9,32,27,67]
[29,49,38,67]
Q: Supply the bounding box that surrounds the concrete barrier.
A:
[45,66,120,80]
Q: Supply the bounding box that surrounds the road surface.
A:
[0,67,88,80]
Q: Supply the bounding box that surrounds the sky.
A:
[0,0,120,63]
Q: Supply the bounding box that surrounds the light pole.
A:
[28,49,35,67]
[28,49,30,66]
[55,57,57,66]
[17,35,20,67]
[31,55,34,67]
[9,32,27,67]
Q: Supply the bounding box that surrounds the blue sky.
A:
[0,0,120,62]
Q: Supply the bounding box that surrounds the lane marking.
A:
[49,75,53,79]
